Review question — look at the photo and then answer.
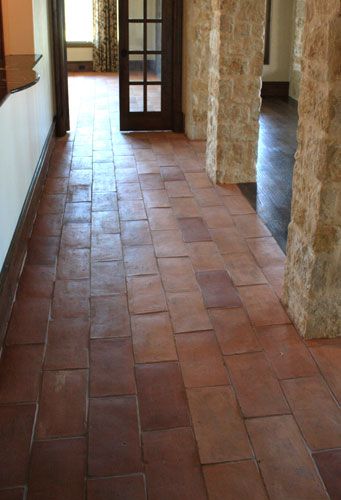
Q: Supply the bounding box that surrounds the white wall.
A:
[263,0,294,82]
[0,0,54,270]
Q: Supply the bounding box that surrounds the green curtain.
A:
[93,0,118,72]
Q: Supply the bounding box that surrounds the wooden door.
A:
[119,0,183,132]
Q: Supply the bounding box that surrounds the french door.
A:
[119,0,183,131]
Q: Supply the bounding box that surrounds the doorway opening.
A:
[53,0,183,137]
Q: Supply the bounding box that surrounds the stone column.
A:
[284,0,341,338]
[289,0,306,100]
[183,0,211,140]
[206,0,267,183]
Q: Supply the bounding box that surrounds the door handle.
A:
[121,49,128,58]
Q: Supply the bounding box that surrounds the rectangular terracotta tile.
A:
[92,192,118,211]
[187,386,253,463]
[57,248,90,280]
[223,252,268,286]
[17,265,55,299]
[203,461,268,500]
[313,450,341,500]
[117,183,142,200]
[233,214,271,238]
[91,233,122,261]
[176,331,229,388]
[45,177,68,194]
[87,476,146,500]
[61,222,91,249]
[226,352,289,417]
[67,185,92,203]
[115,168,139,183]
[135,362,189,430]
[209,308,261,354]
[92,211,120,234]
[171,197,201,218]
[115,156,136,169]
[118,200,147,220]
[93,176,116,193]
[90,338,136,397]
[32,213,63,237]
[124,245,158,276]
[52,279,90,319]
[28,438,86,500]
[64,202,91,223]
[69,169,92,186]
[256,324,318,379]
[309,344,341,404]
[88,396,142,476]
[167,291,212,333]
[44,318,89,370]
[187,242,225,271]
[238,285,291,326]
[247,237,286,268]
[143,428,207,500]
[121,221,152,246]
[160,166,185,181]
[151,230,188,257]
[37,369,87,438]
[246,415,328,500]
[215,183,241,196]
[91,261,126,296]
[201,207,234,229]
[185,172,212,189]
[147,208,178,230]
[136,160,160,174]
[281,376,341,450]
[158,257,198,292]
[131,312,177,363]
[139,173,164,190]
[209,227,248,254]
[223,195,255,215]
[178,217,212,243]
[27,235,60,265]
[262,264,285,298]
[90,295,131,338]
[93,150,113,162]
[128,275,167,314]
[71,156,92,169]
[6,297,50,345]
[165,180,192,198]
[0,404,36,489]
[192,187,223,207]
[196,270,242,308]
[0,345,44,403]
[143,189,170,208]
[38,194,66,214]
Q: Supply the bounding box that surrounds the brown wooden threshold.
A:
[261,81,289,98]
[67,61,93,72]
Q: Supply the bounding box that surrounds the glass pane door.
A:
[119,0,174,131]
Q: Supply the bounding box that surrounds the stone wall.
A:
[283,0,341,338]
[289,0,306,100]
[206,0,267,184]
[183,0,211,140]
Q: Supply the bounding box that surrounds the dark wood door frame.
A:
[51,0,70,136]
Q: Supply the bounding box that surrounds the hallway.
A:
[0,74,340,499]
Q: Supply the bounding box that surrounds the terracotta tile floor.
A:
[0,73,340,499]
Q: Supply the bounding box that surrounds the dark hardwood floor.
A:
[239,97,298,253]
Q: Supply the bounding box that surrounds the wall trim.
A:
[0,120,56,346]
[67,61,94,72]
[261,81,289,98]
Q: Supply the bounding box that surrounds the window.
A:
[65,0,93,43]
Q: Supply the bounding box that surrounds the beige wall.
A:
[67,47,93,62]
[289,0,306,100]
[0,0,54,270]
[262,0,294,82]
[1,0,35,54]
